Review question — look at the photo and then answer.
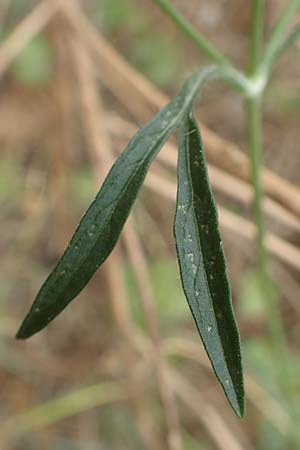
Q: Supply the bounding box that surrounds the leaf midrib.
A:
[185,122,227,359]
[48,115,181,302]
[58,94,201,293]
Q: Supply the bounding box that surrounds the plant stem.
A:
[248,0,265,74]
[261,0,300,72]
[245,82,300,450]
[247,0,277,403]
[152,0,232,67]
[247,1,266,272]
[245,94,289,389]
[245,97,267,275]
[262,21,300,73]
[247,3,299,444]
[246,0,288,374]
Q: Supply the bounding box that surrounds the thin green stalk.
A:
[246,94,299,449]
[261,0,300,72]
[263,22,300,72]
[152,0,232,67]
[248,0,265,74]
[247,2,266,269]
[246,3,299,444]
[246,0,283,346]
[246,97,283,345]
[246,0,281,412]
[245,97,267,275]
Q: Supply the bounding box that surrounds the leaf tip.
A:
[225,379,245,418]
[15,321,31,340]
[235,397,245,419]
[15,311,40,340]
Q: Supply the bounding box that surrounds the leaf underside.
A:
[174,113,244,417]
[16,73,206,340]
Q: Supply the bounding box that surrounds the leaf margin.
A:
[174,111,244,417]
[16,69,219,340]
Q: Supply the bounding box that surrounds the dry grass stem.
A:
[272,262,300,314]
[73,35,139,345]
[2,2,298,448]
[0,0,58,77]
[123,219,182,450]
[0,0,297,217]
[67,6,182,444]
[107,114,300,234]
[163,337,289,434]
[141,166,300,270]
[72,32,169,450]
[170,369,252,450]
[220,208,300,271]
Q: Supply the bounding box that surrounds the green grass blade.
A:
[16,71,214,340]
[174,113,244,417]
[1,380,127,442]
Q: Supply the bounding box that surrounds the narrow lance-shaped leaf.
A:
[16,71,214,340]
[174,112,244,417]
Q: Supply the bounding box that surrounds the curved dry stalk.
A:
[163,337,289,435]
[169,369,253,450]
[219,206,300,272]
[106,114,300,235]
[142,169,300,271]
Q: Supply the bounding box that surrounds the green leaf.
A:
[16,71,211,340]
[174,112,244,417]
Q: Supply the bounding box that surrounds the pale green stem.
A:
[247,2,299,445]
[154,0,300,435]
[246,4,288,360]
[245,98,288,360]
[247,1,267,275]
[245,98,267,275]
[152,0,232,67]
[262,22,300,73]
[261,0,300,72]
[248,0,265,74]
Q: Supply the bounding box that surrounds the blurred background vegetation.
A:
[0,1,300,449]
